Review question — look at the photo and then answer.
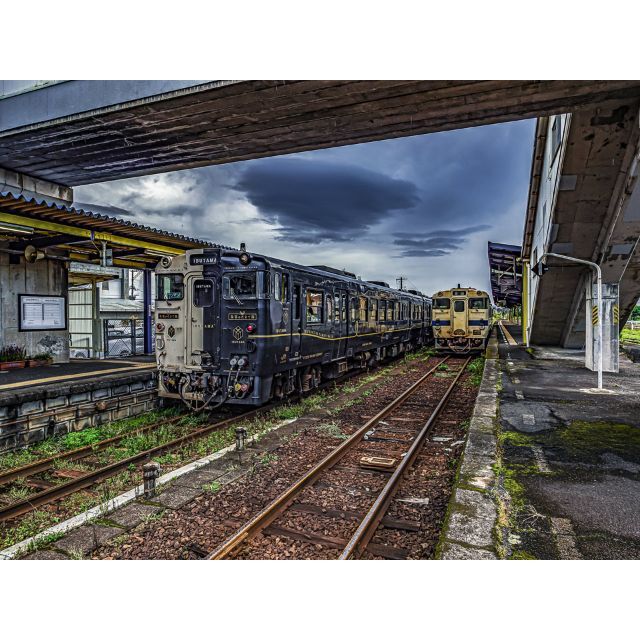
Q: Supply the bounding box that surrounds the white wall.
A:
[525,113,571,344]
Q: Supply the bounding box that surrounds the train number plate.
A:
[228,312,257,320]
[189,255,217,265]
[158,313,179,319]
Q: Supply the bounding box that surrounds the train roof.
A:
[433,286,490,297]
[187,247,431,301]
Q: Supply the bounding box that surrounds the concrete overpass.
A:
[2,80,640,203]
[522,98,640,347]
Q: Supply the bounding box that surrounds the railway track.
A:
[0,364,371,526]
[207,355,471,560]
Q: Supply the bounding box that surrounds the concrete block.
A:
[440,542,497,560]
[130,403,146,416]
[129,381,145,393]
[0,406,10,420]
[109,503,160,529]
[153,485,203,509]
[17,400,44,416]
[45,396,68,410]
[69,392,91,405]
[23,549,68,560]
[112,407,130,421]
[91,388,111,401]
[173,466,227,489]
[74,417,92,431]
[92,412,111,426]
[111,384,130,396]
[465,430,497,459]
[54,524,123,557]
[446,489,497,548]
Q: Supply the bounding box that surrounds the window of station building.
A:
[306,289,324,324]
[454,300,465,313]
[359,296,368,323]
[433,298,451,310]
[156,274,184,301]
[469,297,488,310]
[193,279,215,307]
[223,272,258,300]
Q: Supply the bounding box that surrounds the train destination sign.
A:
[189,255,217,265]
[18,295,66,331]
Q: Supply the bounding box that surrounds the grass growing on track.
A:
[467,357,485,386]
[1,347,437,552]
[0,407,184,472]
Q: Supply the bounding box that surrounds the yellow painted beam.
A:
[0,211,187,255]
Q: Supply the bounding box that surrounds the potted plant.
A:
[26,351,54,367]
[0,345,27,370]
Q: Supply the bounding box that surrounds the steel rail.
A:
[0,408,259,522]
[207,356,452,560]
[0,364,372,523]
[339,356,471,559]
[0,415,186,487]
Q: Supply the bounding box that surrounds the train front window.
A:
[156,274,184,301]
[433,298,450,310]
[223,272,258,301]
[454,300,465,313]
[193,279,215,307]
[469,297,488,310]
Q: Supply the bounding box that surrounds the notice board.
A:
[18,295,67,331]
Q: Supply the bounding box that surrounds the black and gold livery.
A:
[155,247,433,408]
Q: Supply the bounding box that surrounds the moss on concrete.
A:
[551,420,640,459]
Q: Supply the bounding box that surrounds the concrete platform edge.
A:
[438,332,500,560]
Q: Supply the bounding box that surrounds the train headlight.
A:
[239,252,251,265]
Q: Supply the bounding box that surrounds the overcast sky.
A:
[75,118,535,296]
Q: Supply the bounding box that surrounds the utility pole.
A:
[396,276,406,291]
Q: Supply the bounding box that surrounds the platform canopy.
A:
[0,190,221,268]
[488,241,522,307]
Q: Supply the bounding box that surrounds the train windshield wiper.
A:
[231,290,242,305]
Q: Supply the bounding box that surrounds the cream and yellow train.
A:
[431,286,492,352]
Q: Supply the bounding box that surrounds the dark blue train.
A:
[155,246,433,408]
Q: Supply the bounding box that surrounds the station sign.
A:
[18,295,67,331]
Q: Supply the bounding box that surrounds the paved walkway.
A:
[496,323,640,559]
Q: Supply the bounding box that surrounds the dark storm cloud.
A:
[235,158,420,244]
[73,201,136,218]
[392,224,491,258]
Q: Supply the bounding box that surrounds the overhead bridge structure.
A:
[1,80,640,196]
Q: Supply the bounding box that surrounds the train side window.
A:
[454,300,465,313]
[386,301,394,321]
[326,294,334,322]
[433,298,450,310]
[350,298,358,324]
[282,273,290,303]
[341,294,347,323]
[334,293,341,323]
[293,284,301,321]
[272,273,282,302]
[370,299,378,323]
[306,289,324,324]
[469,297,488,310]
[359,296,367,322]
[379,300,386,322]
[193,279,214,307]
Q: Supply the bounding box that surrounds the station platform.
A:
[0,356,155,397]
[497,321,640,559]
[0,356,158,452]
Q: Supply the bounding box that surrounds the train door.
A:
[452,298,467,334]
[184,270,217,366]
[290,281,302,361]
[335,289,348,359]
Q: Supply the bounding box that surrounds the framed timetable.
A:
[18,295,67,331]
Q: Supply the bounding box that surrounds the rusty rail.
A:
[207,356,452,560]
[339,356,471,559]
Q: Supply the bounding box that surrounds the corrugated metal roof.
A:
[0,189,229,250]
